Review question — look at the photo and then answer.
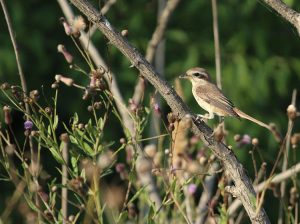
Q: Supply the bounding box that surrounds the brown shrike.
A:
[179,67,271,130]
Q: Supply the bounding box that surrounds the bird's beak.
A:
[179,73,188,79]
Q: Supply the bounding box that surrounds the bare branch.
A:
[89,0,117,36]
[69,0,271,223]
[61,136,69,224]
[211,0,222,90]
[228,162,300,216]
[262,0,300,35]
[278,89,296,224]
[132,0,180,104]
[195,163,219,224]
[0,0,29,115]
[1,1,40,221]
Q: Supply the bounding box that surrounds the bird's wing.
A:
[196,83,239,118]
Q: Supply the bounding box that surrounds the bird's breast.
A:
[192,87,230,116]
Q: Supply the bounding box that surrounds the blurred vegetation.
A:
[0,0,300,223]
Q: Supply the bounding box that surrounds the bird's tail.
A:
[233,108,271,131]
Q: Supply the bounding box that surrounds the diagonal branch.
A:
[228,162,300,216]
[69,0,270,223]
[132,0,180,104]
[262,0,300,36]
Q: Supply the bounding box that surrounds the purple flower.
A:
[153,103,161,115]
[24,120,33,130]
[187,183,197,195]
[237,134,252,147]
[115,163,126,173]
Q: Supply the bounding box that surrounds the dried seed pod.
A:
[287,104,297,120]
[121,29,129,37]
[44,107,52,114]
[60,17,72,35]
[94,102,102,110]
[29,90,39,101]
[167,112,177,124]
[144,144,157,158]
[291,133,300,148]
[252,138,259,146]
[57,44,73,63]
[3,105,12,125]
[0,82,10,90]
[234,134,241,142]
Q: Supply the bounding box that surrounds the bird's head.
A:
[179,67,211,85]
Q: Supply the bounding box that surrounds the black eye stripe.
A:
[193,72,204,78]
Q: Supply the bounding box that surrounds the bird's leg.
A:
[196,113,214,120]
[220,116,225,123]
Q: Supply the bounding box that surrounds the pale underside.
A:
[192,83,239,119]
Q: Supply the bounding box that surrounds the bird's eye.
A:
[194,72,203,78]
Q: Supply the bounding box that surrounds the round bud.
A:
[252,138,259,146]
[51,186,58,192]
[121,29,129,37]
[234,134,241,142]
[287,104,297,120]
[120,138,126,144]
[87,105,93,112]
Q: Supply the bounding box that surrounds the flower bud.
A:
[60,133,69,143]
[3,106,12,125]
[72,16,86,37]
[252,138,259,146]
[55,74,74,86]
[287,104,297,120]
[24,120,33,130]
[121,29,129,37]
[60,17,72,35]
[57,44,73,63]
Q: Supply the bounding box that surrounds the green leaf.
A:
[73,113,79,124]
[128,185,147,205]
[71,156,79,176]
[49,147,64,164]
[82,142,94,156]
[53,114,59,130]
[70,135,78,145]
[24,195,40,212]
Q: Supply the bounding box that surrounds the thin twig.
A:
[69,1,270,222]
[278,89,297,224]
[195,163,219,224]
[211,0,222,90]
[0,0,40,221]
[0,0,29,114]
[132,0,181,105]
[262,0,300,36]
[149,0,166,143]
[1,181,26,221]
[89,0,117,36]
[228,162,300,216]
[61,139,69,224]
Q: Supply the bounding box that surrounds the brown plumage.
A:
[179,67,271,130]
[195,83,240,118]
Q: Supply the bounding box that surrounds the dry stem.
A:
[132,0,181,104]
[262,0,300,36]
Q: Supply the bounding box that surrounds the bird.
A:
[179,67,271,130]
